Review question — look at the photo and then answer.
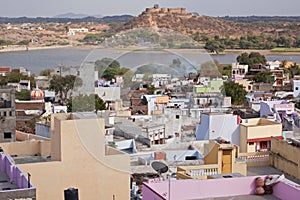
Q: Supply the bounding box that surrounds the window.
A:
[249,142,254,145]
[4,132,12,139]
[175,115,180,119]
[296,87,299,90]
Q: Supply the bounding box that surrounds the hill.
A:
[120,5,300,41]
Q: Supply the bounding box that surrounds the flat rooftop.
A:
[0,171,18,191]
[12,155,51,164]
[198,194,280,200]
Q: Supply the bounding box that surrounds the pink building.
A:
[142,176,300,200]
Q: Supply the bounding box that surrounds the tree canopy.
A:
[223,81,247,105]
[49,75,82,103]
[67,94,107,112]
[284,63,300,79]
[253,72,274,83]
[95,58,121,81]
[236,52,267,69]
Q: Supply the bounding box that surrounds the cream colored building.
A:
[239,118,282,153]
[18,113,130,200]
[177,140,246,179]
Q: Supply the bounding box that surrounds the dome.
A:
[30,89,44,100]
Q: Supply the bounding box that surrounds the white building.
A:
[196,113,241,145]
[67,28,89,36]
[231,63,249,80]
[152,74,171,87]
[292,79,300,98]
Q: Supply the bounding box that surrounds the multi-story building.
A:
[18,113,130,200]
[0,88,16,142]
[239,118,283,153]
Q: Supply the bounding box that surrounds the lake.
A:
[0,48,300,74]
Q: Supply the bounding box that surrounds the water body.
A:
[0,48,300,74]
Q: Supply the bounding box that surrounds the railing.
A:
[177,164,219,179]
[238,151,270,166]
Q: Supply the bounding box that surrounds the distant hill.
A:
[54,12,103,19]
[0,15,133,24]
[119,5,300,39]
[220,16,300,23]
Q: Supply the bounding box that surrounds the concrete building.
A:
[152,74,171,88]
[260,100,294,122]
[177,140,246,179]
[270,137,300,181]
[0,67,11,76]
[0,88,16,142]
[196,113,241,145]
[17,113,130,200]
[95,85,121,102]
[239,118,283,153]
[231,63,249,80]
[292,79,300,97]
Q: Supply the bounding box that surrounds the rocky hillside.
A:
[120,5,300,40]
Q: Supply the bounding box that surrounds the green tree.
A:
[204,40,225,54]
[236,52,266,69]
[253,72,274,83]
[15,89,31,100]
[223,81,247,105]
[284,63,300,78]
[49,75,82,103]
[67,94,107,112]
[95,58,121,81]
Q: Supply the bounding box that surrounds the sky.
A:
[1,0,300,17]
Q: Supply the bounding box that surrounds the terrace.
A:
[142,175,300,200]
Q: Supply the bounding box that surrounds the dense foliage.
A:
[67,94,107,112]
[223,81,247,105]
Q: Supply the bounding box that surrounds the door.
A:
[222,149,232,174]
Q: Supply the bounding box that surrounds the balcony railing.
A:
[177,164,219,179]
[237,151,270,166]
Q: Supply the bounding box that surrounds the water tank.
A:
[64,188,79,200]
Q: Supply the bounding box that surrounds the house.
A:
[0,67,11,76]
[67,28,89,36]
[196,113,241,145]
[231,62,248,80]
[292,78,300,97]
[177,140,246,180]
[152,74,171,87]
[142,124,166,145]
[0,88,16,142]
[17,113,130,200]
[239,118,283,153]
[260,100,294,122]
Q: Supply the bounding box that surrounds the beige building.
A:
[17,113,130,200]
[240,118,282,153]
[270,137,300,181]
[177,140,246,179]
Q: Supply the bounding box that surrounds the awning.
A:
[247,136,283,143]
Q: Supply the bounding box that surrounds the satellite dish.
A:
[151,161,169,174]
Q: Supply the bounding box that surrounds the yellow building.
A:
[177,140,246,179]
[17,113,130,200]
[240,118,283,153]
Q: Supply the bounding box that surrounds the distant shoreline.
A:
[1,45,300,56]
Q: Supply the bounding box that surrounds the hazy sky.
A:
[1,0,300,17]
